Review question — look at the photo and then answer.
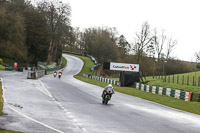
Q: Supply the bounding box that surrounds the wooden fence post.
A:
[198,76,200,87]
[193,76,195,86]
[187,75,189,86]
[168,75,170,83]
[177,75,179,84]
[182,75,184,85]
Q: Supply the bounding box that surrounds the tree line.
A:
[0,0,71,65]
[64,22,197,76]
[0,0,197,76]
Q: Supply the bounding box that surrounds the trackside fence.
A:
[135,82,192,102]
[63,51,195,102]
[83,74,193,102]
[83,74,120,86]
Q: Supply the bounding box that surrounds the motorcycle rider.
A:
[102,84,115,99]
[53,71,57,77]
[58,71,62,79]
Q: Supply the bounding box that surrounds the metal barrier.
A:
[27,70,45,79]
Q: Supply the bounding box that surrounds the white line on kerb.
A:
[1,78,65,133]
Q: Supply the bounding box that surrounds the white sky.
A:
[62,0,200,62]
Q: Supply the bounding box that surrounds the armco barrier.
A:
[85,74,120,86]
[135,83,192,102]
[45,64,61,72]
[5,67,13,71]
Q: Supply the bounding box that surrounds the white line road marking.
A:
[1,77,87,132]
[82,128,87,132]
[6,103,65,133]
[1,78,64,133]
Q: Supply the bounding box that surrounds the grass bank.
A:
[145,72,200,93]
[66,53,200,115]
[61,56,67,69]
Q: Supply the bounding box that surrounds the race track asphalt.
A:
[0,54,200,133]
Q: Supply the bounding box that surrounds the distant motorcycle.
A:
[102,89,113,104]
[58,71,62,79]
[53,72,57,78]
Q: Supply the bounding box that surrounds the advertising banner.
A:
[110,62,139,72]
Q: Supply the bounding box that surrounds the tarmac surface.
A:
[0,54,200,133]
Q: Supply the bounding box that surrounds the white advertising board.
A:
[110,62,139,72]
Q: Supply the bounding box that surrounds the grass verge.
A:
[63,53,94,78]
[0,65,5,70]
[61,56,67,69]
[66,53,200,115]
[145,72,200,93]
[145,79,200,93]
[0,130,21,133]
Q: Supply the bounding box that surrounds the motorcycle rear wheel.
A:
[105,100,108,104]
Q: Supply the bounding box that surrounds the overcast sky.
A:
[60,0,200,62]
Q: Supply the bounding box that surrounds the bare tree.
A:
[133,21,154,63]
[195,51,200,61]
[153,29,166,61]
[146,44,155,58]
[166,37,177,60]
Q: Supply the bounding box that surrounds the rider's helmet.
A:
[108,84,112,88]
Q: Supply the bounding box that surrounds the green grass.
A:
[0,65,5,70]
[145,78,200,93]
[110,78,119,81]
[144,71,200,94]
[66,53,200,115]
[63,53,94,77]
[61,56,67,69]
[0,130,21,133]
[115,86,200,114]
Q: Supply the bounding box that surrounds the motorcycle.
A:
[57,71,62,79]
[102,90,113,104]
[58,74,61,79]
[53,72,57,78]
